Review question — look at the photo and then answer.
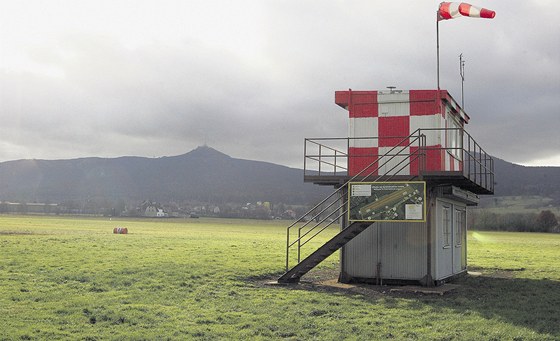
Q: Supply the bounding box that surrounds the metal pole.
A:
[297,226,301,263]
[437,15,440,91]
[286,228,290,272]
[318,144,322,176]
[436,13,443,129]
[334,150,338,176]
[460,53,465,109]
[303,139,307,177]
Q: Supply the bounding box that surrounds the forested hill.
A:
[0,146,559,205]
[493,157,560,200]
[0,146,330,205]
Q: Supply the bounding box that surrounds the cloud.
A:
[0,1,559,167]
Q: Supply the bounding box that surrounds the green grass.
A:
[1,215,559,340]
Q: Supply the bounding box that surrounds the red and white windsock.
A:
[438,2,496,20]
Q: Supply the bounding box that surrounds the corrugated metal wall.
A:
[342,224,378,278]
[342,222,427,281]
[379,222,427,279]
[341,189,471,283]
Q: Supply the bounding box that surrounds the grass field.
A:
[1,215,559,340]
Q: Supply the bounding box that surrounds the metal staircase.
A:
[278,222,372,283]
[278,131,427,283]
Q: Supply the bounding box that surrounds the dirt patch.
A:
[0,230,36,235]
[315,279,459,296]
[260,268,459,297]
[264,277,459,297]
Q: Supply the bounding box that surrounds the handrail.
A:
[304,138,349,176]
[304,128,494,192]
[286,130,427,271]
[296,140,426,249]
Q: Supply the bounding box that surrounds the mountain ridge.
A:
[1,146,559,205]
[0,146,330,205]
[492,156,560,198]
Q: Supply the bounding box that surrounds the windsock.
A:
[438,2,496,20]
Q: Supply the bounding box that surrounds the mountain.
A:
[1,147,559,206]
[0,146,330,205]
[493,157,560,199]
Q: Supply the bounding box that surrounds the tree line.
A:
[469,209,559,233]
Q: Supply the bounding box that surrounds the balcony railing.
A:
[303,128,494,194]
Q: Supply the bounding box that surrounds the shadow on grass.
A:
[258,270,560,337]
[439,274,560,336]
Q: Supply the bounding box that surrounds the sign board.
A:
[348,181,426,222]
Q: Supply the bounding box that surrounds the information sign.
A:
[348,181,426,222]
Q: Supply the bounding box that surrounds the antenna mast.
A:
[460,53,466,109]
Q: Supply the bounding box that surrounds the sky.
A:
[0,1,559,168]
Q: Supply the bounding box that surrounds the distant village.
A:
[0,200,305,220]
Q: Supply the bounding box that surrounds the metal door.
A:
[437,201,454,278]
[453,207,466,273]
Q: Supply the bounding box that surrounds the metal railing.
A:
[303,128,494,193]
[463,129,494,193]
[285,127,495,274]
[303,138,348,177]
[285,130,427,272]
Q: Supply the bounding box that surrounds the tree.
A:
[535,210,558,232]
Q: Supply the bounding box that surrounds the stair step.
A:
[279,222,375,284]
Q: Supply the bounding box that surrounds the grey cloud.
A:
[0,1,559,167]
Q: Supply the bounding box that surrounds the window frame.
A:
[442,205,452,249]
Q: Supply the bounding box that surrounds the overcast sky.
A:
[1,1,559,168]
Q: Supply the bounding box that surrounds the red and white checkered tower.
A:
[335,88,469,177]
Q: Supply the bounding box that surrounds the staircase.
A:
[277,131,427,284]
[278,222,372,283]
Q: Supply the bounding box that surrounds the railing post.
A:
[347,137,350,176]
[478,144,482,187]
[459,128,464,170]
[303,139,307,178]
[318,144,322,176]
[297,226,301,263]
[334,150,337,176]
[491,158,495,192]
[286,227,290,272]
[422,134,427,174]
[467,135,471,180]
[484,152,488,189]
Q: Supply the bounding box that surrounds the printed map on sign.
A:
[348,182,426,222]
